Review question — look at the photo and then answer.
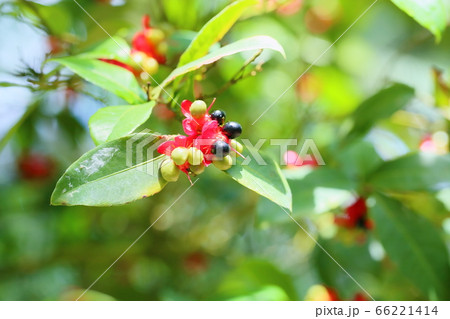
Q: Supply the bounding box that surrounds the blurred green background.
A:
[1,0,450,301]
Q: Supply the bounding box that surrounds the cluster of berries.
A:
[334,197,373,230]
[157,99,244,183]
[100,15,167,79]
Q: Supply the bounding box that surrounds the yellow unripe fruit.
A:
[142,57,159,75]
[160,158,180,182]
[131,51,147,65]
[187,147,204,166]
[145,28,165,44]
[157,42,168,55]
[190,163,205,175]
[171,147,189,165]
[190,100,207,118]
[213,155,233,171]
[230,139,243,153]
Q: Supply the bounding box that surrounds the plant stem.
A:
[201,49,263,98]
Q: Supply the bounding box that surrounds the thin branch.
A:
[201,49,264,98]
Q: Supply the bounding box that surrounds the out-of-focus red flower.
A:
[326,287,340,301]
[296,72,321,103]
[131,15,166,64]
[99,15,167,78]
[305,285,340,301]
[153,103,176,120]
[335,197,373,230]
[346,197,367,220]
[183,252,208,275]
[48,36,65,55]
[18,153,54,180]
[353,293,368,301]
[277,0,303,16]
[283,150,318,168]
[419,135,438,153]
[306,285,369,301]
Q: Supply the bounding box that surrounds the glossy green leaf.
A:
[348,84,414,139]
[153,35,285,98]
[53,57,146,104]
[372,193,450,299]
[89,101,155,145]
[225,149,292,212]
[368,153,450,192]
[51,133,167,206]
[178,0,258,66]
[391,0,447,42]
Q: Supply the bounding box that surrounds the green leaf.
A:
[335,139,383,182]
[313,239,379,298]
[0,82,28,88]
[371,193,450,299]
[216,259,297,301]
[89,101,155,145]
[53,57,146,104]
[61,289,116,301]
[225,149,292,212]
[0,98,40,152]
[285,168,356,216]
[347,84,414,139]
[178,0,258,66]
[51,133,167,206]
[391,0,447,42]
[153,35,285,98]
[76,36,132,64]
[368,153,450,192]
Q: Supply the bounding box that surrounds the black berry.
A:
[223,121,242,139]
[210,110,226,125]
[211,140,230,158]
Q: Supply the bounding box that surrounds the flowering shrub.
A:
[1,0,450,302]
[47,2,291,210]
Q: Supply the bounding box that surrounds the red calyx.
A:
[98,58,139,76]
